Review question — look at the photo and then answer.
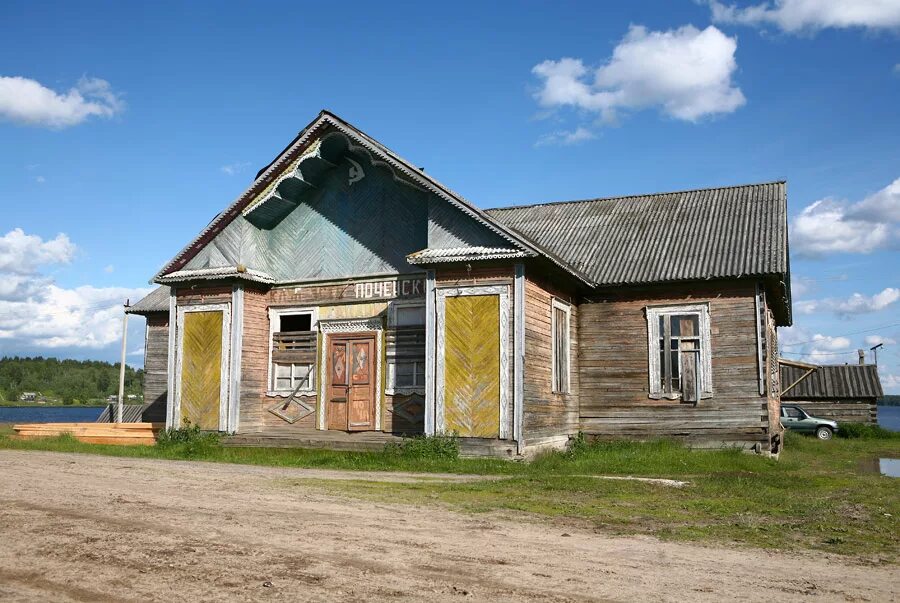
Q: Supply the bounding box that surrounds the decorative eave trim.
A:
[407,247,529,264]
[153,111,592,287]
[156,266,275,284]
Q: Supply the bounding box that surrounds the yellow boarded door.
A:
[444,295,500,438]
[180,311,223,430]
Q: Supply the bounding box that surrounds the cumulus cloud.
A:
[791,177,900,257]
[808,334,851,350]
[531,24,745,136]
[797,287,900,316]
[0,76,125,128]
[534,126,596,147]
[865,334,897,346]
[0,228,150,352]
[707,0,900,33]
[0,228,76,275]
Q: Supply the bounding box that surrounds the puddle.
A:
[880,458,900,478]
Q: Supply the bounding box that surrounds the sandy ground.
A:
[0,451,896,602]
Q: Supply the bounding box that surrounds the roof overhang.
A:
[156,266,275,285]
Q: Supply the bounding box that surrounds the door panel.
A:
[327,337,376,431]
[180,311,223,430]
[444,295,500,438]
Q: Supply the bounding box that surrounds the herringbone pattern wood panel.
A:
[180,311,223,430]
[444,295,500,437]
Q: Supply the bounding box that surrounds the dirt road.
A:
[0,450,895,602]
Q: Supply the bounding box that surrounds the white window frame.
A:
[267,306,318,397]
[645,303,713,401]
[551,298,572,394]
[386,300,426,395]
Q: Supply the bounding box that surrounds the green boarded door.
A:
[180,310,224,430]
[443,295,500,438]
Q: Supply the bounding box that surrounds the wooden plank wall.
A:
[143,313,169,422]
[523,273,579,443]
[578,281,771,450]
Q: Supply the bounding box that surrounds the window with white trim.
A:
[646,304,712,402]
[269,309,317,394]
[551,299,571,394]
[386,302,426,394]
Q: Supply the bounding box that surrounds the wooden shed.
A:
[780,360,883,424]
[130,110,793,456]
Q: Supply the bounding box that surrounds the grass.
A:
[1,424,898,559]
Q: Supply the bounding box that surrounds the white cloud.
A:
[220,161,252,176]
[0,76,124,128]
[882,373,900,392]
[809,333,851,350]
[0,283,150,349]
[104,264,115,273]
[708,0,900,33]
[535,126,597,147]
[865,334,897,346]
[0,228,76,275]
[34,176,46,184]
[791,177,900,257]
[127,346,145,357]
[797,287,900,316]
[0,228,149,352]
[532,24,745,131]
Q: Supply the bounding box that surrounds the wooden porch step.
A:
[221,430,404,452]
[457,438,519,459]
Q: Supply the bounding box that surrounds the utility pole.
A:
[870,343,884,366]
[117,299,130,423]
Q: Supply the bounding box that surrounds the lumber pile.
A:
[12,422,163,446]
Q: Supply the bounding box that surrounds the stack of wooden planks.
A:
[12,422,163,446]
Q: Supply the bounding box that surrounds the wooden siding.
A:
[578,281,772,450]
[175,285,232,306]
[143,313,169,422]
[523,273,579,442]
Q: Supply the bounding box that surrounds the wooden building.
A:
[129,110,792,456]
[779,359,883,424]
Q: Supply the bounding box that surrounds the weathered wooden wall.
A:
[142,313,169,422]
[522,273,579,444]
[578,281,772,450]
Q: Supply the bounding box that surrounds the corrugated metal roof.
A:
[780,363,884,399]
[126,286,170,315]
[486,181,788,287]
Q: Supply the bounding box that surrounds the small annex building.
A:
[779,359,883,424]
[128,110,793,456]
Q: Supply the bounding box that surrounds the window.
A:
[387,302,426,394]
[646,304,712,402]
[269,308,317,395]
[551,299,571,394]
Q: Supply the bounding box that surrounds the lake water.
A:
[0,406,105,423]
[877,406,900,432]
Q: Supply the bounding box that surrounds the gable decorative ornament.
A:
[347,157,365,185]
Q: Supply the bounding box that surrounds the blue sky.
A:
[1,1,898,391]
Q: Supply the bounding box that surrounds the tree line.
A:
[0,356,144,405]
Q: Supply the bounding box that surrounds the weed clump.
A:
[385,433,459,460]
[156,420,220,456]
[836,422,900,440]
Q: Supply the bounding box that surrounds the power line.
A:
[780,322,900,347]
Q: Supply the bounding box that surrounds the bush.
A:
[385,433,459,460]
[836,422,900,440]
[157,420,220,455]
[566,431,589,457]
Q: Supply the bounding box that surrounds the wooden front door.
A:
[444,295,501,438]
[179,310,224,430]
[327,335,376,431]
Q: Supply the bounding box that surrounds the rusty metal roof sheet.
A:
[486,181,788,287]
[780,363,884,400]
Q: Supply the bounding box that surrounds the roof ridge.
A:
[484,180,786,213]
